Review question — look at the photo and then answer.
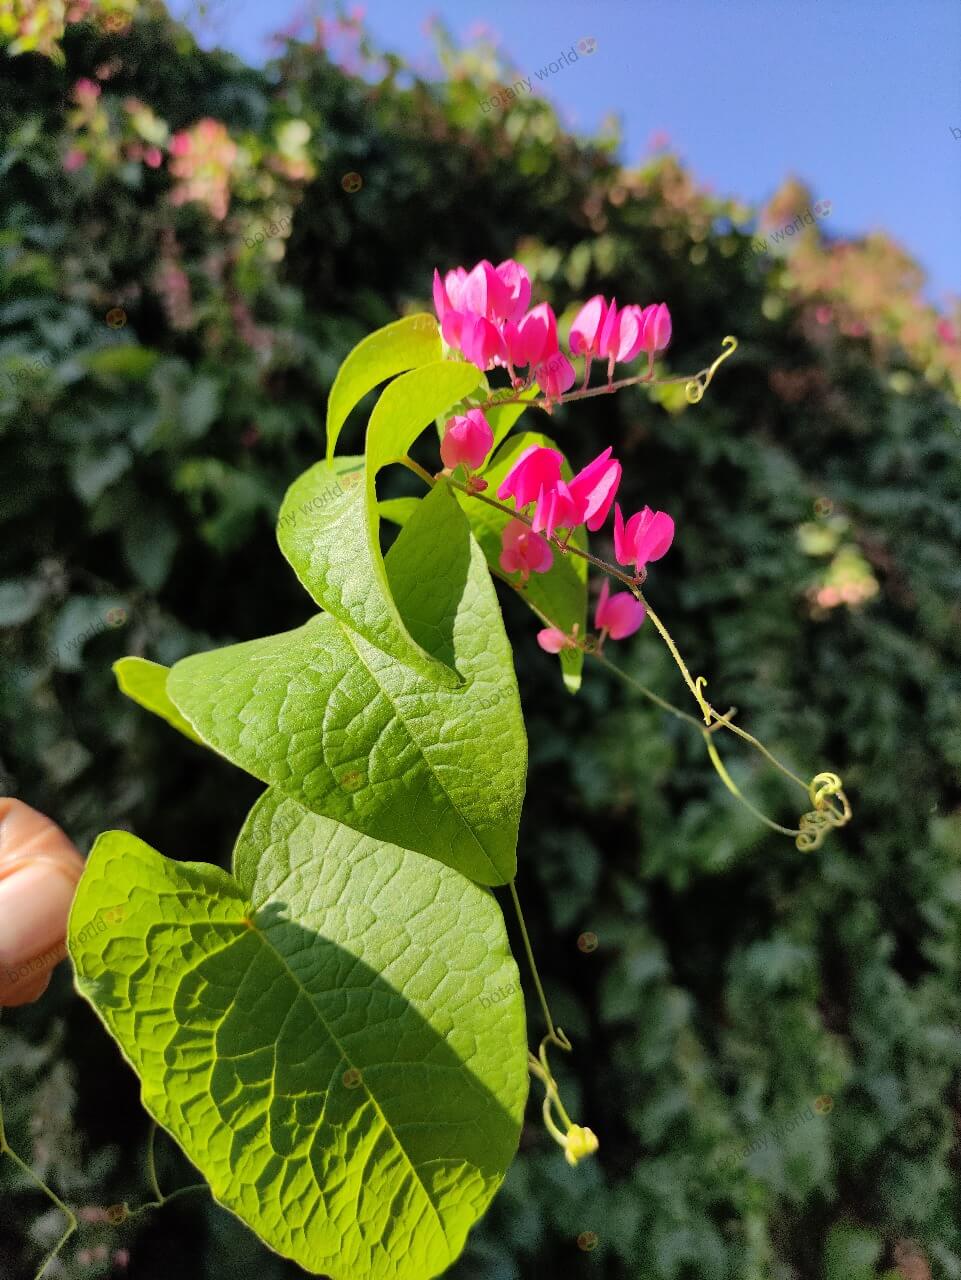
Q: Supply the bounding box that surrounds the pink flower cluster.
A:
[495,442,674,572]
[432,257,677,653]
[168,118,238,221]
[538,578,647,652]
[433,257,673,398]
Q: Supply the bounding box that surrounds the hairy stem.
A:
[635,591,712,723]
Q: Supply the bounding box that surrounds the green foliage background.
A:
[1,7,960,1279]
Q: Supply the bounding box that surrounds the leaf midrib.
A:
[335,620,504,883]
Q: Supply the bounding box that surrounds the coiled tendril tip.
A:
[685,335,738,404]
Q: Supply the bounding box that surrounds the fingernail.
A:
[0,863,75,966]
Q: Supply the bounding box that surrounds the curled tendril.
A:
[795,772,852,851]
[528,1034,598,1167]
[685,335,739,404]
[809,771,842,809]
[694,675,712,724]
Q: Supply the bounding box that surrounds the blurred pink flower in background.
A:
[168,118,238,221]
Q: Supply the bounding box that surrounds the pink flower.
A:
[570,295,608,357]
[594,577,646,640]
[512,302,559,369]
[613,503,676,570]
[440,408,494,471]
[569,294,609,382]
[72,78,101,105]
[497,445,563,508]
[457,313,507,372]
[492,259,531,324]
[567,446,622,531]
[537,627,575,653]
[534,350,576,400]
[636,303,672,361]
[496,443,577,536]
[597,300,647,380]
[498,442,620,538]
[63,148,86,172]
[499,518,553,581]
[143,146,163,169]
[434,258,531,330]
[530,479,579,538]
[433,267,468,323]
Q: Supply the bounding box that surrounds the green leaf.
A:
[113,657,204,745]
[326,313,441,462]
[0,576,47,626]
[170,482,526,883]
[472,432,589,693]
[68,791,528,1280]
[379,496,422,527]
[280,360,482,685]
[71,443,132,503]
[86,345,160,379]
[50,596,127,673]
[122,509,179,591]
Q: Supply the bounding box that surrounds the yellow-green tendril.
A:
[508,886,595,1165]
[795,772,852,851]
[589,652,852,850]
[685,335,738,404]
[528,1036,599,1167]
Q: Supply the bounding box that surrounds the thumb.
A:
[0,798,85,1008]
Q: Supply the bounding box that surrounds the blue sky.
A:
[170,0,961,304]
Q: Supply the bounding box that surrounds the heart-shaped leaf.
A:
[169,481,527,884]
[326,313,441,461]
[281,361,481,685]
[68,789,528,1280]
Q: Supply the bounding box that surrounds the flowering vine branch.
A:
[470,334,739,416]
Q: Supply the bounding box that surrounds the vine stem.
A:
[472,336,738,416]
[635,591,711,724]
[112,1123,207,1223]
[121,1179,208,1222]
[701,733,800,838]
[508,881,570,1052]
[0,1016,79,1280]
[145,1122,162,1202]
